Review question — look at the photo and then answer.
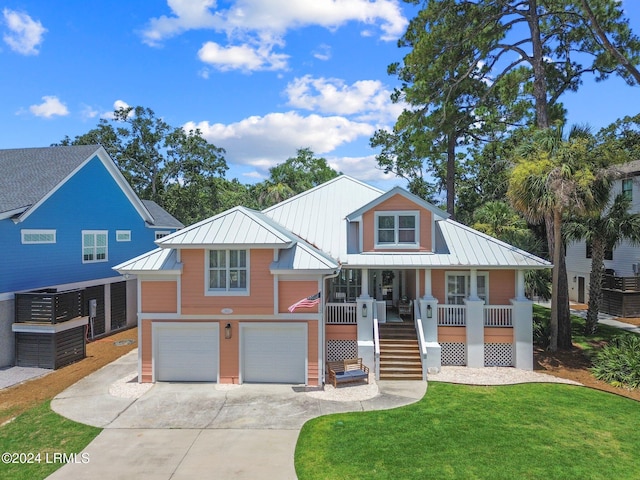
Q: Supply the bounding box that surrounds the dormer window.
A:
[375,211,419,248]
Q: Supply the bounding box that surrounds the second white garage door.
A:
[241,323,307,384]
[154,322,219,382]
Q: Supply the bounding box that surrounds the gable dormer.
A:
[346,187,448,253]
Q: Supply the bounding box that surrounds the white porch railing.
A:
[437,305,466,326]
[326,302,357,324]
[373,317,381,381]
[414,300,428,381]
[484,305,513,327]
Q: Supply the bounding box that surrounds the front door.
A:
[578,277,585,303]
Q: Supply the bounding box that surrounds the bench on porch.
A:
[327,358,370,388]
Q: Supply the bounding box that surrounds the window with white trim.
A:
[116,230,131,242]
[82,231,108,263]
[375,211,419,248]
[207,249,248,294]
[446,273,488,304]
[21,229,56,244]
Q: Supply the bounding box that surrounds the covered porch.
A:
[323,268,534,378]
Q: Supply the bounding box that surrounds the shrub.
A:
[533,307,550,348]
[591,335,640,389]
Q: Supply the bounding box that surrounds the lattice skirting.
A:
[327,340,358,362]
[441,342,466,366]
[484,343,514,367]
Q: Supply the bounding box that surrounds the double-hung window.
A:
[207,249,249,295]
[82,231,108,263]
[375,211,419,248]
[446,273,488,304]
[623,178,633,201]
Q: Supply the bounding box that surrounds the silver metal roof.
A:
[263,176,383,260]
[271,241,339,274]
[113,248,182,274]
[156,206,294,248]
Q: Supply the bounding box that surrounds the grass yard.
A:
[295,382,640,480]
[0,402,100,479]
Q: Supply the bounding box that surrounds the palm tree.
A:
[507,124,611,351]
[565,193,640,334]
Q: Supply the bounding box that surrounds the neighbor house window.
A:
[446,273,488,305]
[155,231,170,240]
[21,229,56,244]
[82,231,108,263]
[207,249,249,295]
[623,178,633,201]
[116,230,131,242]
[586,242,613,261]
[375,211,419,248]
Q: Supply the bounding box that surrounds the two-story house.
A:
[0,145,183,368]
[566,160,640,316]
[115,176,550,386]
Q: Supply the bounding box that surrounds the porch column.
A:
[465,298,485,368]
[468,269,480,301]
[515,270,527,301]
[419,297,441,373]
[360,268,370,299]
[423,269,434,300]
[511,298,533,370]
[357,297,374,370]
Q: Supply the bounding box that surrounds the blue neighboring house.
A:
[0,145,183,367]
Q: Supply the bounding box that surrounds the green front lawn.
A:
[296,382,640,480]
[0,401,100,480]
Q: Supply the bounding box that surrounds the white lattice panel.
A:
[441,342,466,366]
[327,340,358,362]
[484,343,514,367]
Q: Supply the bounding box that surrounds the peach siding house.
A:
[115,176,550,386]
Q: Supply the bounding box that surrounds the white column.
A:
[356,297,374,369]
[423,269,434,300]
[465,298,485,368]
[104,283,112,334]
[419,298,441,373]
[360,268,370,298]
[516,270,527,301]
[511,297,533,370]
[468,268,479,301]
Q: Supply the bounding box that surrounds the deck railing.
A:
[484,305,513,327]
[325,302,357,324]
[602,274,640,292]
[437,305,466,326]
[15,289,85,324]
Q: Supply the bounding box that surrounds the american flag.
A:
[288,292,321,312]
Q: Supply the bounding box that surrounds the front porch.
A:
[324,268,534,379]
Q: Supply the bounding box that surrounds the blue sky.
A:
[1,0,639,191]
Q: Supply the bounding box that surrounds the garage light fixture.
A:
[225,323,232,339]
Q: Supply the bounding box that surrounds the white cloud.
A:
[313,44,331,61]
[2,8,46,55]
[284,75,404,123]
[29,96,68,118]
[198,40,289,72]
[143,0,406,43]
[330,154,402,185]
[101,99,132,119]
[184,111,374,173]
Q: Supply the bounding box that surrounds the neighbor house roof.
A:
[141,200,184,229]
[0,145,163,225]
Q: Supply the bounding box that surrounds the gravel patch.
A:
[306,376,379,402]
[108,372,153,399]
[429,366,582,386]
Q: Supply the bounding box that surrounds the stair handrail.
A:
[373,316,381,382]
[414,299,428,381]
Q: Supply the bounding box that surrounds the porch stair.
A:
[378,322,423,380]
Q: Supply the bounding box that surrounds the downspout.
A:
[320,268,341,386]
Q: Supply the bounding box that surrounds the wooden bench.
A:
[327,358,370,388]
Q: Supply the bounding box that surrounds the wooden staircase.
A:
[378,322,423,380]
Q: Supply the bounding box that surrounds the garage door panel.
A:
[242,324,306,384]
[155,323,218,382]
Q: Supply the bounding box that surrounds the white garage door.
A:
[155,323,219,382]
[241,323,307,384]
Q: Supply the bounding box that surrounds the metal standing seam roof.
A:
[263,175,383,261]
[113,248,182,274]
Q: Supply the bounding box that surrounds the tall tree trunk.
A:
[557,244,573,350]
[527,0,550,129]
[446,133,456,219]
[549,208,562,351]
[586,238,606,335]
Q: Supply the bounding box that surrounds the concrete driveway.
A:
[48,350,426,479]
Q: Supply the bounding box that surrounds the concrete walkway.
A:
[47,350,426,479]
